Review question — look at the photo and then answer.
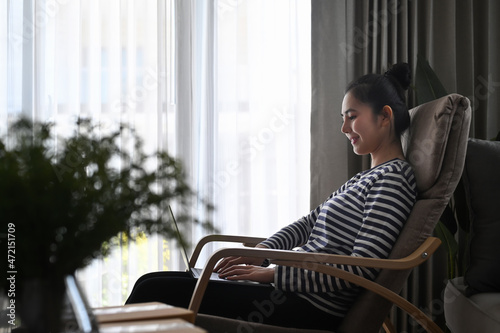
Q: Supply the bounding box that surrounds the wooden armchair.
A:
[188,94,471,333]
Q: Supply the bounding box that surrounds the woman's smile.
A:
[348,136,359,145]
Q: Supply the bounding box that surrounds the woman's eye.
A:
[349,116,356,120]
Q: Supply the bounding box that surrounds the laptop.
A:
[168,206,235,282]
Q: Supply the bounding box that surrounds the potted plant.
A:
[0,118,212,332]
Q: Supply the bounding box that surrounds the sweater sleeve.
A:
[257,207,318,250]
[258,185,348,250]
[275,166,416,293]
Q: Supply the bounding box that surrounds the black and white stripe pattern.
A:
[260,159,417,317]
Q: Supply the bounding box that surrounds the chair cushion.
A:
[444,277,500,333]
[403,94,465,196]
[463,139,500,294]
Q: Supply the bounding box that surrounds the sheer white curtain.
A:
[1,0,310,307]
[2,0,175,307]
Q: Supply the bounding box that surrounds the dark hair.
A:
[345,63,411,138]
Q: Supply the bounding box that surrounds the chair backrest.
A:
[337,94,471,333]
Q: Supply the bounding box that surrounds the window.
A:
[1,0,310,306]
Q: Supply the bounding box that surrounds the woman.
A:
[126,63,417,330]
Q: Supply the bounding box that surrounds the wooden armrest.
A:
[189,235,267,267]
[192,236,440,272]
[188,237,442,333]
[272,237,441,270]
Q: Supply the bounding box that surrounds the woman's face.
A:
[340,91,387,157]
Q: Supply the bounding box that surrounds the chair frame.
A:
[187,234,443,333]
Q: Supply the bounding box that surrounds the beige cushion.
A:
[403,94,470,197]
[444,277,500,333]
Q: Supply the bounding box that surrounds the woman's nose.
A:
[341,120,349,134]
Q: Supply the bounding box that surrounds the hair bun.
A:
[384,63,411,91]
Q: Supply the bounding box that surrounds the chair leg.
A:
[382,317,396,333]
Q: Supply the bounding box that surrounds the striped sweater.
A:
[259,158,417,317]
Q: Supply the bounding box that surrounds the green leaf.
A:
[434,220,458,279]
[453,178,470,233]
[415,54,448,105]
[0,117,214,283]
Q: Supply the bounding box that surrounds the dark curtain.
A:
[311,0,500,206]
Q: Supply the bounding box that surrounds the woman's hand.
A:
[213,244,269,272]
[213,244,273,283]
[217,265,275,283]
[213,255,264,273]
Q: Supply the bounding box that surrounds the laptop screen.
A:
[168,205,193,271]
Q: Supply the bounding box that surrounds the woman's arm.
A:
[213,243,270,274]
[258,205,323,250]
[213,190,339,282]
[217,265,275,283]
[213,205,324,281]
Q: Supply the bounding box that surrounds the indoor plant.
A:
[0,118,212,332]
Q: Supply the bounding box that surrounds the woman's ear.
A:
[381,105,394,126]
